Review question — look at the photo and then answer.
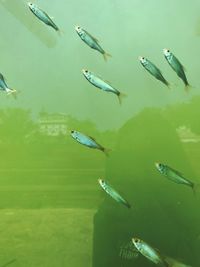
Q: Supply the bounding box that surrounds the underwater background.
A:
[0,0,200,266]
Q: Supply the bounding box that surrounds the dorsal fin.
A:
[89,136,96,142]
[95,73,112,85]
[84,30,99,43]
[168,166,183,177]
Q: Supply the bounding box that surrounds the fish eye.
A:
[142,57,144,60]
[85,70,88,73]
[167,49,169,52]
[156,163,161,168]
[134,239,138,243]
[71,130,74,134]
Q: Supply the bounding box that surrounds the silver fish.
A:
[132,238,168,267]
[82,69,126,104]
[75,26,111,61]
[155,162,195,193]
[98,179,131,208]
[71,130,109,156]
[163,49,190,90]
[0,73,17,97]
[28,3,60,33]
[139,56,170,87]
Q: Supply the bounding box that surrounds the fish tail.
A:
[117,92,127,105]
[191,183,200,196]
[185,83,192,93]
[57,29,64,36]
[162,257,171,267]
[6,88,18,99]
[124,201,131,209]
[164,80,171,89]
[102,147,112,157]
[103,52,112,61]
[191,183,196,195]
[167,84,172,90]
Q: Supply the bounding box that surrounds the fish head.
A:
[163,48,171,57]
[132,238,142,251]
[27,2,36,11]
[139,56,147,64]
[155,162,165,173]
[27,2,34,9]
[98,178,104,186]
[82,69,90,78]
[75,25,83,34]
[70,130,78,139]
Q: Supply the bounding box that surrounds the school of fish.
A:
[0,2,197,267]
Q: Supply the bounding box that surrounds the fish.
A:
[139,56,170,87]
[70,130,109,156]
[28,3,60,33]
[132,238,168,267]
[155,162,195,193]
[98,179,131,208]
[82,69,126,104]
[75,26,111,61]
[0,73,17,98]
[163,49,190,91]
[132,238,192,267]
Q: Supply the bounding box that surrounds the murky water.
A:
[0,0,200,266]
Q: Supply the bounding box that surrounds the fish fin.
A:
[168,166,183,177]
[117,92,127,105]
[103,52,112,61]
[89,136,96,142]
[184,83,190,92]
[181,64,186,71]
[57,29,64,36]
[96,74,110,83]
[104,79,112,84]
[84,30,99,42]
[102,147,112,157]
[168,82,178,88]
[167,83,172,90]
[6,88,18,99]
[184,83,192,93]
[92,36,99,42]
[125,202,131,209]
[163,79,171,89]
[191,183,200,196]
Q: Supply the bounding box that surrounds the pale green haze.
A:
[0,0,199,266]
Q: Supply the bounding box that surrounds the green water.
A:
[0,0,200,266]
